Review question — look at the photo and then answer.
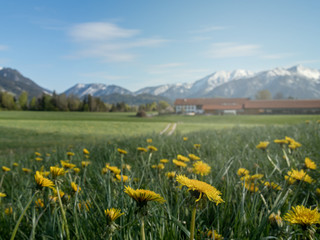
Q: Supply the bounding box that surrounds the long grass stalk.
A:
[10,191,38,240]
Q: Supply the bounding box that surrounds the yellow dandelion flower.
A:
[35,198,44,208]
[124,186,165,205]
[81,161,91,168]
[152,163,164,170]
[285,175,296,184]
[243,182,259,192]
[52,189,66,199]
[5,207,13,215]
[237,168,249,177]
[115,174,129,182]
[46,153,51,157]
[50,166,66,178]
[241,174,264,182]
[274,139,289,145]
[101,167,109,174]
[262,181,281,191]
[122,164,131,171]
[188,154,200,161]
[67,152,75,156]
[316,188,320,196]
[146,138,152,143]
[194,144,201,149]
[286,169,314,184]
[71,182,81,193]
[34,171,55,189]
[35,157,43,161]
[147,145,158,152]
[22,168,32,173]
[172,159,187,168]
[305,120,310,124]
[137,147,148,152]
[107,166,121,175]
[256,141,269,150]
[35,152,41,156]
[60,160,76,169]
[305,157,316,170]
[83,148,90,155]
[284,205,320,226]
[13,163,19,167]
[105,208,124,223]
[269,211,283,227]
[73,168,80,173]
[288,141,302,150]
[39,171,50,177]
[117,148,127,155]
[183,137,188,141]
[160,159,169,163]
[193,161,211,176]
[285,136,295,144]
[0,192,6,198]
[176,175,224,204]
[2,166,11,172]
[78,200,91,211]
[177,154,190,162]
[207,230,223,240]
[166,171,176,179]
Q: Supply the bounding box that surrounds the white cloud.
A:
[206,42,261,58]
[70,22,139,42]
[68,22,168,62]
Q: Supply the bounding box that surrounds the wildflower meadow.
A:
[1,112,320,239]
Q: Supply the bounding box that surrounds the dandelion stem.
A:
[190,206,197,240]
[56,184,70,240]
[10,191,38,240]
[140,217,146,240]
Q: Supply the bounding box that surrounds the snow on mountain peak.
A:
[288,65,320,80]
[266,67,290,77]
[0,67,3,71]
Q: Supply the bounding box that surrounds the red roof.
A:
[202,104,243,110]
[174,98,248,105]
[245,100,320,109]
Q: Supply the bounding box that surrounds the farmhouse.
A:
[174,98,320,115]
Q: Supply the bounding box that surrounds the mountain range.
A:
[1,65,320,104]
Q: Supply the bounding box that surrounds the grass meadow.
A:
[1,111,320,239]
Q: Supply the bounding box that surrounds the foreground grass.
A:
[1,120,320,239]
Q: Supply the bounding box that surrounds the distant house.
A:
[244,100,320,114]
[174,98,320,115]
[174,98,248,115]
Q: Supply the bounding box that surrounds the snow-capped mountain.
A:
[206,65,320,99]
[135,69,254,99]
[64,83,133,98]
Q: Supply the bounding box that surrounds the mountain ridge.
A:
[1,65,320,104]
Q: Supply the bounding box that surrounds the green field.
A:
[1,111,320,239]
[0,111,319,153]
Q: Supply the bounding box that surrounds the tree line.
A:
[0,91,171,112]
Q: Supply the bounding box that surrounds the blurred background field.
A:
[0,111,319,153]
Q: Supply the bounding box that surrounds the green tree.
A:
[255,89,272,100]
[18,91,28,110]
[1,92,16,110]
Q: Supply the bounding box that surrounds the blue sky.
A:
[0,1,319,93]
